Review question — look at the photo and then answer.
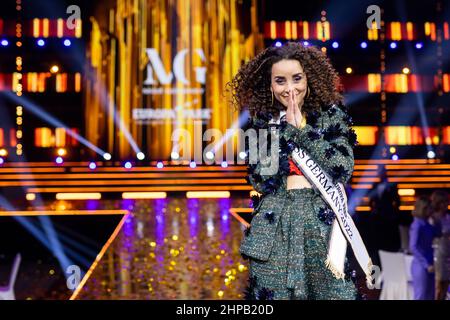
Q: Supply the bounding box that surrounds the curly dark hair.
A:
[226,42,344,117]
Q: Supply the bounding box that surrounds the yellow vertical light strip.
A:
[323,21,330,40]
[57,18,64,38]
[368,27,373,40]
[395,74,408,93]
[38,73,46,92]
[12,72,20,92]
[108,19,116,154]
[425,22,430,36]
[55,128,66,147]
[62,73,68,92]
[270,20,276,39]
[444,74,450,92]
[56,74,61,92]
[30,72,38,92]
[175,0,184,159]
[390,22,396,40]
[75,18,82,38]
[430,22,436,41]
[372,21,379,40]
[43,18,49,38]
[303,21,309,39]
[285,21,291,39]
[33,18,40,38]
[291,20,297,39]
[194,0,204,160]
[316,21,322,39]
[75,73,81,92]
[406,22,413,40]
[368,73,380,93]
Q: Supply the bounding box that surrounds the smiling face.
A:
[270,59,308,109]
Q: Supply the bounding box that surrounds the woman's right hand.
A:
[286,90,302,128]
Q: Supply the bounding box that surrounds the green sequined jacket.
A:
[240,103,358,261]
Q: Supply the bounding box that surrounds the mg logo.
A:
[144,48,206,85]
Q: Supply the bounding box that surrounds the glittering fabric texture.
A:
[245,189,356,300]
[241,104,358,300]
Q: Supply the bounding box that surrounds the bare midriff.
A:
[287,175,312,190]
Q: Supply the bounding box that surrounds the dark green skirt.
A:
[247,188,356,300]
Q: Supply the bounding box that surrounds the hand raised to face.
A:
[286,90,303,128]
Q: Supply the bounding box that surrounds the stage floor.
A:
[1,195,381,300]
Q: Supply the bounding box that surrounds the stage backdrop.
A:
[84,0,264,161]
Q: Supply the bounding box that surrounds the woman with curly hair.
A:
[228,42,367,300]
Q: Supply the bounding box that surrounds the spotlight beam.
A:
[2,92,109,157]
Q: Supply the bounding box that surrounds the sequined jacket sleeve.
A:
[280,105,357,184]
[245,116,283,195]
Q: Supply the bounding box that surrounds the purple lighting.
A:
[274,41,282,47]
[63,39,71,47]
[37,39,45,47]
[55,156,63,164]
[1,39,8,46]
[360,41,368,49]
[124,161,132,169]
[390,42,397,49]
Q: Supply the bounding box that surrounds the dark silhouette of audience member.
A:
[410,195,440,300]
[367,165,401,266]
[430,190,450,300]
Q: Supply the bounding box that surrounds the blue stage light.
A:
[189,161,197,169]
[56,156,63,164]
[415,42,423,49]
[274,41,282,47]
[124,161,132,169]
[332,41,339,48]
[156,161,164,169]
[1,39,8,46]
[63,39,71,47]
[360,41,368,49]
[89,162,97,170]
[221,161,228,168]
[390,42,397,49]
[37,39,45,47]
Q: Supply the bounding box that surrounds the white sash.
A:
[290,147,374,285]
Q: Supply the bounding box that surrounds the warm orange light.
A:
[50,65,59,73]
[26,193,36,201]
[122,192,167,199]
[0,148,8,157]
[346,67,353,74]
[398,189,415,196]
[186,191,230,198]
[57,148,67,156]
[402,67,410,74]
[56,193,102,200]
